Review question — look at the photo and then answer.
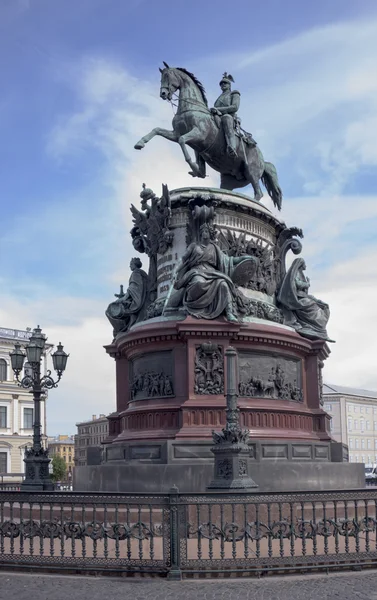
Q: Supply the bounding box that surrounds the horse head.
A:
[159,64,181,101]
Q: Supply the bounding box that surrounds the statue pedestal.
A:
[74,316,365,493]
[76,188,363,493]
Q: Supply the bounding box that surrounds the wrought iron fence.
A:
[1,487,377,578]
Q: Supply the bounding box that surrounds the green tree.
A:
[51,454,67,483]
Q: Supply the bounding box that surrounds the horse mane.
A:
[176,67,208,106]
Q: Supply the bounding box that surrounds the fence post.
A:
[167,484,182,580]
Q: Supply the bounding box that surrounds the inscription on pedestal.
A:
[130,351,175,401]
[238,352,303,402]
[157,228,187,297]
[157,252,178,296]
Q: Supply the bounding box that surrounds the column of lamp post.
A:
[10,326,68,491]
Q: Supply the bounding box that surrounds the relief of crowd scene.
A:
[131,370,174,399]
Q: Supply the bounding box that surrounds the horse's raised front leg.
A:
[178,127,205,177]
[134,128,178,150]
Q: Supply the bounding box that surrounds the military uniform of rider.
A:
[211,73,256,157]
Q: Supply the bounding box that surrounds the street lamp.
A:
[9,326,69,491]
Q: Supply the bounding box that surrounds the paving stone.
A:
[1,570,377,600]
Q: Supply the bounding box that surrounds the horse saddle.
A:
[213,114,257,146]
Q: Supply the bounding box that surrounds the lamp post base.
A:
[207,442,259,491]
[21,448,54,492]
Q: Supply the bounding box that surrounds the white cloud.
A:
[217,18,377,195]
[0,292,114,435]
[318,251,377,390]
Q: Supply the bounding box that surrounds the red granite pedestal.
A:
[70,316,365,493]
[105,317,331,449]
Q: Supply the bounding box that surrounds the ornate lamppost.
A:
[208,347,258,490]
[10,326,69,491]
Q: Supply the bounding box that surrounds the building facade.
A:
[0,326,50,481]
[48,435,75,476]
[75,414,109,467]
[324,383,377,467]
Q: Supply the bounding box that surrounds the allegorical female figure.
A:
[174,223,256,322]
[277,258,333,341]
[106,257,149,336]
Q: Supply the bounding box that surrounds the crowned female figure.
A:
[174,222,256,322]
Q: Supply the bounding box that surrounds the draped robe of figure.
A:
[106,267,149,335]
[277,258,332,341]
[174,241,247,320]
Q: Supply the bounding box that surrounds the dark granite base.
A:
[104,439,341,464]
[74,461,364,493]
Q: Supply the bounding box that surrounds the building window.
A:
[366,406,370,414]
[361,439,365,449]
[354,406,358,413]
[366,421,371,430]
[374,408,377,415]
[374,422,377,431]
[349,438,353,449]
[361,455,365,463]
[0,407,7,429]
[360,406,364,413]
[0,360,7,381]
[325,404,332,411]
[23,408,33,430]
[0,451,7,472]
[368,455,372,464]
[368,439,372,449]
[348,418,352,431]
[355,439,359,449]
[360,420,365,432]
[354,420,358,430]
[375,440,377,450]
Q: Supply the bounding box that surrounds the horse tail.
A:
[261,161,283,211]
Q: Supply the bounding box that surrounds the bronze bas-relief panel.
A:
[238,351,303,402]
[130,350,175,401]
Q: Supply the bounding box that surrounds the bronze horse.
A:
[135,64,283,210]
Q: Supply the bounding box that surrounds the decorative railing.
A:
[0,488,377,578]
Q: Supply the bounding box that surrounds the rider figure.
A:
[211,73,256,158]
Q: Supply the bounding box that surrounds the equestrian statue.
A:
[134,63,283,210]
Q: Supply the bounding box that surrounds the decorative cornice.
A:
[107,317,327,358]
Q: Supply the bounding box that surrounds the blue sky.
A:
[1,0,377,434]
